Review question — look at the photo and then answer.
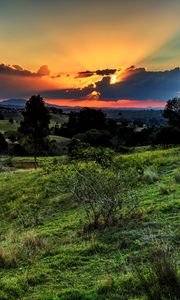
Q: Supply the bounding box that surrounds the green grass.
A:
[0,120,20,133]
[0,147,179,299]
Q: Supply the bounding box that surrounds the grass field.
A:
[0,147,179,299]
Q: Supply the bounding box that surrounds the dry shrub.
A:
[21,231,48,258]
[0,245,17,268]
[143,169,159,184]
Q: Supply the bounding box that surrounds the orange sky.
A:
[45,99,165,109]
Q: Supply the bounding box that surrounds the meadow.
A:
[0,147,179,299]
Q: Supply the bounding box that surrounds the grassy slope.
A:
[0,147,179,300]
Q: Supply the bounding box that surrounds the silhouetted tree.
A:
[18,95,50,168]
[0,112,4,120]
[9,118,13,124]
[154,126,180,146]
[0,132,8,154]
[75,129,111,147]
[78,108,106,132]
[164,98,180,127]
[60,108,107,137]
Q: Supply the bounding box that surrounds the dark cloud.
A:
[50,74,61,79]
[76,68,117,78]
[12,65,23,71]
[95,67,180,101]
[42,67,180,102]
[0,63,50,77]
[76,71,94,78]
[42,84,94,100]
[96,68,117,76]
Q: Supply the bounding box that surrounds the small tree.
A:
[164,97,180,127]
[18,95,50,168]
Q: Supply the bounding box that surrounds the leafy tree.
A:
[164,98,180,127]
[18,95,50,168]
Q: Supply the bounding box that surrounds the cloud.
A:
[95,68,117,76]
[42,84,94,100]
[95,67,180,101]
[0,64,179,103]
[12,65,23,71]
[76,68,117,78]
[0,63,50,77]
[42,66,180,102]
[37,65,51,76]
[76,71,94,78]
[50,74,61,79]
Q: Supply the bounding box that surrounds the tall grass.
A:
[136,245,180,300]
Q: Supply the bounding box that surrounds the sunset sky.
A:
[0,0,180,108]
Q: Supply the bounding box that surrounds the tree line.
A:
[0,95,180,165]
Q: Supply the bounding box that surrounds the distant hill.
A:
[0,99,27,107]
[0,99,62,109]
